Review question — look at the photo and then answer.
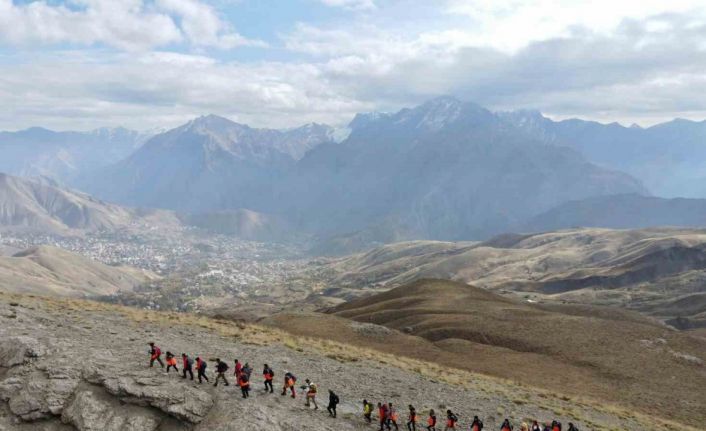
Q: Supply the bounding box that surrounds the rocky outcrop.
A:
[0,334,212,429]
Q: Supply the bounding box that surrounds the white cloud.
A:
[0,0,261,50]
[318,0,376,11]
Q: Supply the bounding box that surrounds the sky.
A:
[1,0,705,131]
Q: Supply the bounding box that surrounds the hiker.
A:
[471,416,484,431]
[214,358,230,387]
[238,370,250,398]
[196,356,209,383]
[567,423,579,431]
[303,379,318,409]
[444,409,458,430]
[407,405,418,431]
[426,409,437,431]
[234,359,242,379]
[551,421,561,431]
[501,419,513,431]
[327,390,339,418]
[148,342,164,368]
[181,354,194,380]
[389,403,400,430]
[165,351,178,373]
[379,402,391,431]
[363,399,373,423]
[281,371,296,398]
[242,362,253,380]
[263,364,274,393]
[530,421,540,431]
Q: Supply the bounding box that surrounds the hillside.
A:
[524,194,706,231]
[0,292,698,431]
[0,245,157,297]
[318,228,706,326]
[0,172,180,234]
[291,279,705,428]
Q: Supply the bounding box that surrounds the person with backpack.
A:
[148,342,164,368]
[196,356,208,383]
[327,390,339,418]
[303,379,318,409]
[238,370,250,398]
[181,354,194,380]
[426,409,437,431]
[196,356,209,383]
[242,362,253,380]
[501,419,513,431]
[214,358,229,387]
[388,403,400,430]
[263,364,274,393]
[407,405,418,431]
[281,371,296,398]
[567,423,578,431]
[165,351,178,373]
[530,421,540,431]
[471,416,484,431]
[363,400,373,423]
[379,402,391,431]
[551,421,561,431]
[444,410,458,430]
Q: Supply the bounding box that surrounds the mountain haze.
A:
[81,115,335,211]
[0,126,150,183]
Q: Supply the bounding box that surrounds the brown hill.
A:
[320,228,706,326]
[0,245,158,297]
[265,279,706,428]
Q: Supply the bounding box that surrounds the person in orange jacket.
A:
[426,409,437,431]
[238,370,250,398]
[501,419,513,431]
[165,351,179,373]
[379,402,391,431]
[263,364,274,393]
[281,371,296,398]
[388,403,400,430]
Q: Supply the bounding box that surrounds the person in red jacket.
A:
[148,342,164,368]
[234,359,243,379]
[195,356,209,383]
[379,402,391,431]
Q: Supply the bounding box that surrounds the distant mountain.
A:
[285,97,647,241]
[0,245,157,297]
[0,126,151,183]
[80,115,335,211]
[500,111,706,197]
[0,173,179,234]
[524,194,706,232]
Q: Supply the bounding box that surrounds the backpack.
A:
[309,383,317,393]
[199,361,207,371]
[332,394,339,404]
[450,413,458,422]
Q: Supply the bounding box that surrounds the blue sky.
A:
[1,0,705,130]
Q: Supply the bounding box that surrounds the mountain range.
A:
[0,126,153,183]
[4,96,706,245]
[500,110,706,197]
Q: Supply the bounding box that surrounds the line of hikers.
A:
[149,342,579,430]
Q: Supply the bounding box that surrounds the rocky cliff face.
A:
[0,293,688,431]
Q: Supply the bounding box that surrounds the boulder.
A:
[0,337,45,367]
[61,387,162,431]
